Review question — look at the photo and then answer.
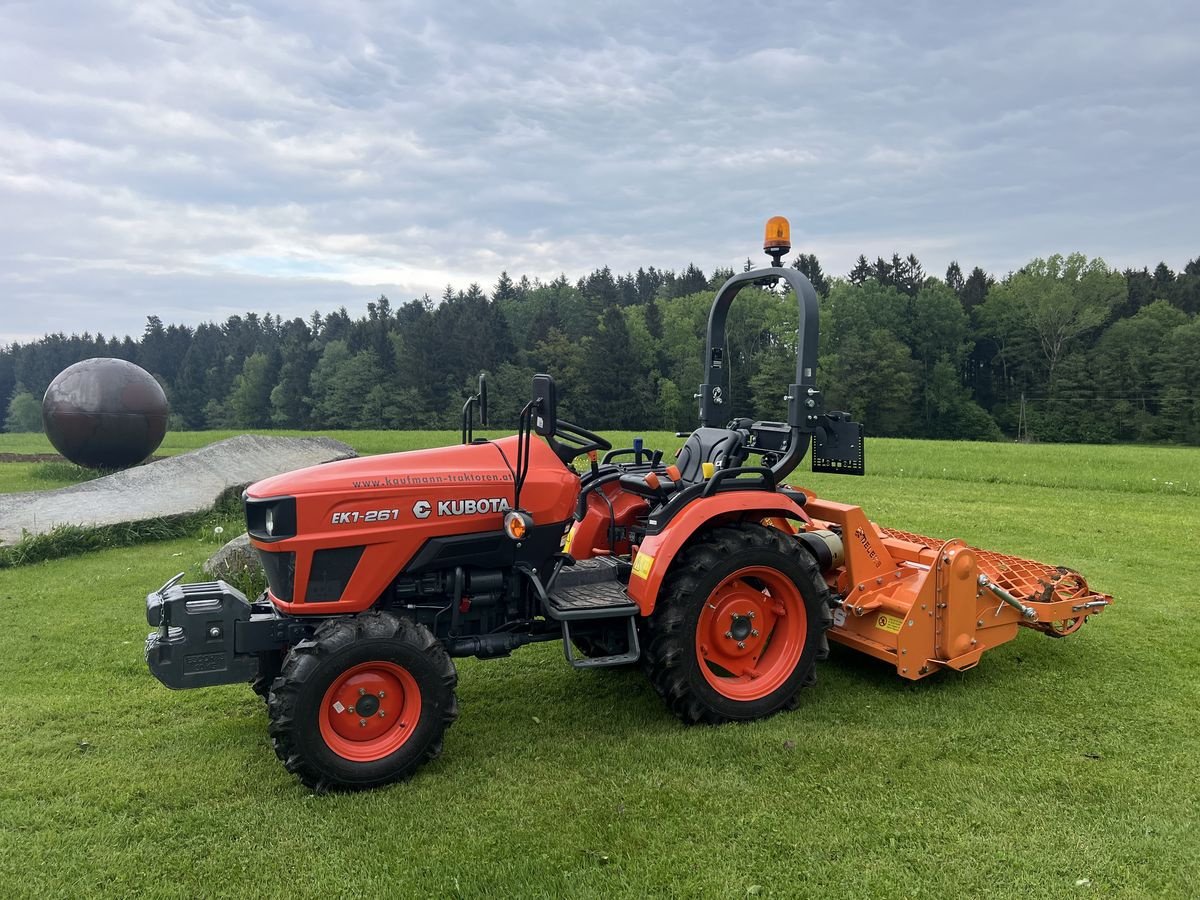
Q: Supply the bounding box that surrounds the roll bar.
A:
[698,265,823,483]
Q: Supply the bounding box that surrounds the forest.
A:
[4,249,1199,444]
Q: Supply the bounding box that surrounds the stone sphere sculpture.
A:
[42,358,169,469]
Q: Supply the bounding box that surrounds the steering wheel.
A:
[549,419,611,464]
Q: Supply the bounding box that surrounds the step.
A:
[553,555,630,590]
[561,616,641,669]
[543,558,641,668]
[545,579,638,621]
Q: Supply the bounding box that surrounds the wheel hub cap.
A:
[319,661,422,762]
[695,565,808,701]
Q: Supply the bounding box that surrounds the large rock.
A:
[203,532,261,581]
[0,434,356,546]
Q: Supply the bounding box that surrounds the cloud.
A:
[1,0,1197,342]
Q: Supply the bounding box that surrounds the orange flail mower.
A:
[145,218,1111,791]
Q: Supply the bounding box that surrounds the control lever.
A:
[618,470,678,502]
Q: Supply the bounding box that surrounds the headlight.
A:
[245,496,296,541]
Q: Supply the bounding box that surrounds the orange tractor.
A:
[146,218,1112,791]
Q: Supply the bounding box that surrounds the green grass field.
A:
[0,432,1197,897]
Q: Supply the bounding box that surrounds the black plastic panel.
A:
[305,546,365,602]
[403,521,569,576]
[258,549,296,601]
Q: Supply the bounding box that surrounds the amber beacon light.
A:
[763,216,791,266]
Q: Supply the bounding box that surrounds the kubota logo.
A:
[413,497,511,518]
[437,498,511,516]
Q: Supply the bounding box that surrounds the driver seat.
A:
[675,427,747,484]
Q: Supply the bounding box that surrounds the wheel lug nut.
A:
[724,631,733,639]
[359,718,367,727]
[347,707,355,715]
[378,711,385,718]
[358,688,366,696]
[748,611,755,618]
[751,629,759,637]
[737,640,746,649]
[378,691,386,699]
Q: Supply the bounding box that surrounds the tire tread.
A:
[642,524,834,725]
[267,611,457,791]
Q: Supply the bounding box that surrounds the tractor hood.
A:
[245,434,579,531]
[248,439,513,499]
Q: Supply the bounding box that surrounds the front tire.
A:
[250,650,283,702]
[642,524,833,724]
[267,612,457,791]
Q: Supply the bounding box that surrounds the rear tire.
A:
[267,611,457,791]
[642,524,832,725]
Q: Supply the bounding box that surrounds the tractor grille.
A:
[304,546,364,603]
[258,550,296,602]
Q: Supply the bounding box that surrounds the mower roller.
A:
[144,216,1112,791]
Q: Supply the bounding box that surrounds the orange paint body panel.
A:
[567,478,649,561]
[246,436,578,615]
[626,492,811,615]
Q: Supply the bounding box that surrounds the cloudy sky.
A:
[1,0,1196,344]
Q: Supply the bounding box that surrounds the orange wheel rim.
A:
[694,565,807,700]
[319,661,422,761]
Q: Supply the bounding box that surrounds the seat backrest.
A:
[675,427,745,483]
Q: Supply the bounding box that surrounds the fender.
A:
[626,491,811,615]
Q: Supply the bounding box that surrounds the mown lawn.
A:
[0,434,1197,897]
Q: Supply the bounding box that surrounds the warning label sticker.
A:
[875,614,904,634]
[631,552,654,580]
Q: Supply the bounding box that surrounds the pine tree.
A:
[945,261,965,297]
[791,253,830,297]
[493,271,517,303]
[961,266,994,315]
